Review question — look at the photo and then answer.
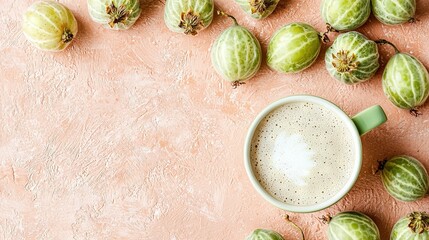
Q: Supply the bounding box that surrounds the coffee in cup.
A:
[250,101,357,206]
[245,95,387,212]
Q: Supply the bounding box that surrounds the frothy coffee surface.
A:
[251,102,355,206]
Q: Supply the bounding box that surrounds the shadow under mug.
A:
[244,95,387,213]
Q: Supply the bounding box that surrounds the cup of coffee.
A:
[244,95,387,213]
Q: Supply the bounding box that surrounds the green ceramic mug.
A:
[244,95,387,212]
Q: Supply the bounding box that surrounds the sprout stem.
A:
[231,81,245,88]
[217,10,238,26]
[320,32,330,43]
[284,215,305,240]
[319,214,332,224]
[375,39,400,54]
[320,24,339,43]
[326,24,339,33]
[410,108,422,117]
[375,158,388,174]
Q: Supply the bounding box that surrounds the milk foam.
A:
[251,102,355,206]
[272,132,315,186]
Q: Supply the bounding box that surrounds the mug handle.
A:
[351,105,387,136]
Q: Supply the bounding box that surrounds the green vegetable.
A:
[211,12,262,88]
[327,212,380,240]
[267,23,321,73]
[164,0,214,35]
[235,0,280,19]
[321,0,371,31]
[391,212,429,240]
[246,229,284,240]
[87,0,141,30]
[325,31,379,84]
[377,40,429,116]
[246,215,304,240]
[372,0,416,25]
[378,155,429,202]
[22,0,78,51]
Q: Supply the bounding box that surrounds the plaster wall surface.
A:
[1,0,428,239]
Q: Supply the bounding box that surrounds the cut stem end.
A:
[331,50,359,73]
[106,3,132,28]
[407,212,429,234]
[231,81,245,89]
[250,0,275,15]
[179,9,204,35]
[61,29,74,43]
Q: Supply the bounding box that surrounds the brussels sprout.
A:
[22,1,78,51]
[377,40,429,116]
[211,12,262,88]
[267,23,321,73]
[325,31,379,84]
[321,0,371,31]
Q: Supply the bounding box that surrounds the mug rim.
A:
[243,95,362,213]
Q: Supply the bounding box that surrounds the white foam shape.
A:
[271,132,315,186]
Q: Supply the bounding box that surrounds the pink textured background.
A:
[1,0,429,239]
